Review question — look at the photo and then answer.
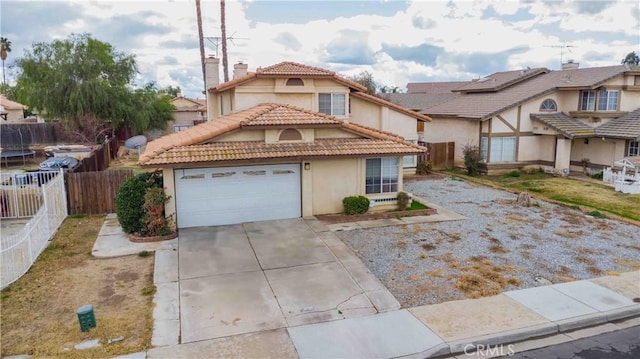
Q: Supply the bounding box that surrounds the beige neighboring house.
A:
[139,103,425,228]
[383,63,640,174]
[203,58,431,172]
[167,96,207,133]
[0,95,27,122]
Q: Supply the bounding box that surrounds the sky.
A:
[1,0,639,99]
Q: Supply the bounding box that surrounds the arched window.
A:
[286,78,304,86]
[540,99,557,111]
[279,128,303,141]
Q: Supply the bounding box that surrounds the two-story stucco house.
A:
[383,63,640,174]
[140,59,430,228]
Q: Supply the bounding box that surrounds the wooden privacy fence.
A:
[66,169,134,215]
[418,141,455,169]
[0,123,57,148]
[74,137,120,172]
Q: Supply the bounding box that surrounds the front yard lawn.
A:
[448,169,640,223]
[1,215,154,358]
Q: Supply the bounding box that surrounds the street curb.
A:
[434,310,640,358]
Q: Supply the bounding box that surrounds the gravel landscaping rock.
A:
[337,178,640,308]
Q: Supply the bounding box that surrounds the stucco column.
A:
[301,161,313,217]
[555,137,572,172]
[162,168,177,228]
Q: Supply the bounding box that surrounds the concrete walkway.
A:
[98,213,640,359]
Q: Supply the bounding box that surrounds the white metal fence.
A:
[1,170,68,289]
[603,167,640,184]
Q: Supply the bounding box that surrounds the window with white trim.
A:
[365,158,398,194]
[629,140,639,157]
[597,89,619,111]
[480,137,488,161]
[487,137,516,162]
[580,90,596,111]
[540,99,557,111]
[318,93,346,116]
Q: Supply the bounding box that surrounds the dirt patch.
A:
[1,215,154,358]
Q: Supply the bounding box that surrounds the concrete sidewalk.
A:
[102,214,640,359]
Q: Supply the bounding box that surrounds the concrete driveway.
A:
[175,218,400,344]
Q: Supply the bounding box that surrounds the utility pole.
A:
[195,0,206,92]
[220,0,229,82]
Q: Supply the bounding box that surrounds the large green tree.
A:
[13,33,173,144]
[621,51,639,66]
[346,70,378,95]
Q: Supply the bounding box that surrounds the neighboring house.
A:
[167,96,207,132]
[383,63,640,173]
[0,95,27,122]
[203,58,431,172]
[139,103,425,228]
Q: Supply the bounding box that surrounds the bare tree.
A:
[195,0,206,92]
[220,0,229,82]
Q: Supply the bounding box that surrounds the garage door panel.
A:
[175,164,301,228]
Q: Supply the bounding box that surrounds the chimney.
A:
[233,62,248,79]
[562,60,579,70]
[204,56,220,88]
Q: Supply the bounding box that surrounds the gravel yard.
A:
[337,178,640,308]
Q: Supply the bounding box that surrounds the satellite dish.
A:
[124,135,147,149]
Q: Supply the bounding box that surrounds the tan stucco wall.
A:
[571,138,626,168]
[214,129,265,142]
[309,158,361,215]
[163,168,177,229]
[4,109,25,123]
[422,117,478,167]
[349,97,418,141]
[518,135,555,162]
[315,128,360,139]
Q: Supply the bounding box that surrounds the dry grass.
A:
[421,243,436,251]
[396,240,408,248]
[0,216,154,358]
[490,244,509,254]
[614,258,640,271]
[424,269,444,278]
[453,257,521,299]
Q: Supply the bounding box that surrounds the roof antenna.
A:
[545,44,577,68]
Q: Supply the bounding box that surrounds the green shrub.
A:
[397,192,410,210]
[343,196,370,215]
[590,171,603,180]
[115,171,163,234]
[416,161,433,175]
[506,170,521,177]
[462,143,481,176]
[587,210,606,219]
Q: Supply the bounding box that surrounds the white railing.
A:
[602,167,640,184]
[1,170,68,289]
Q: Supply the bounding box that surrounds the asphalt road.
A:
[508,326,640,359]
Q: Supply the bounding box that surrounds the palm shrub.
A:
[115,171,163,233]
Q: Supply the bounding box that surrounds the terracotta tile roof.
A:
[423,65,632,120]
[140,103,425,166]
[257,62,335,76]
[453,68,549,93]
[530,113,595,138]
[209,61,368,93]
[350,92,432,122]
[406,81,469,93]
[596,108,640,140]
[142,139,424,166]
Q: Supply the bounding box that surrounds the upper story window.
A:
[286,78,304,86]
[539,99,557,111]
[597,89,619,111]
[319,93,346,116]
[580,90,596,111]
[580,89,619,111]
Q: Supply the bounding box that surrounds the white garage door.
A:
[174,164,301,228]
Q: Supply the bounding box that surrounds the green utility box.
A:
[76,304,96,332]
